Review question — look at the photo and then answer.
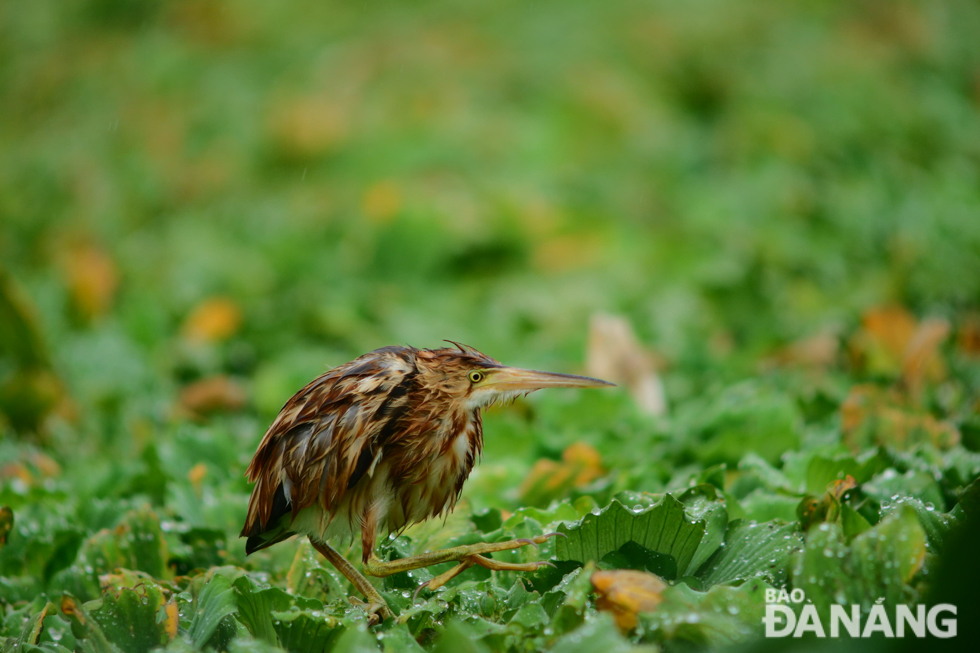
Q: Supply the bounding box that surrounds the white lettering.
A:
[862,605,894,638]
[764,605,796,637]
[927,604,957,638]
[895,605,925,637]
[794,605,825,638]
[830,604,861,637]
[790,589,805,603]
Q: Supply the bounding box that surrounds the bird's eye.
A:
[468,371,484,383]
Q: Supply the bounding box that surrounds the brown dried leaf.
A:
[586,312,666,416]
[958,313,980,357]
[768,330,839,369]
[591,569,667,631]
[182,297,242,343]
[862,305,917,364]
[841,384,960,452]
[179,376,247,417]
[849,306,948,388]
[0,506,13,547]
[901,318,949,392]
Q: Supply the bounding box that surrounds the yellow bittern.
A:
[241,342,612,622]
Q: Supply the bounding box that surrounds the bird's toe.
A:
[349,596,392,625]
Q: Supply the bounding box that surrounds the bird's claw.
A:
[543,531,567,540]
[412,580,430,603]
[514,538,539,549]
[348,596,392,626]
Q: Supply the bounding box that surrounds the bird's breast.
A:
[383,411,482,532]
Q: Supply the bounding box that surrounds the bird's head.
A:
[416,342,614,412]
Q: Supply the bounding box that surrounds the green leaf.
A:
[470,508,503,533]
[677,484,729,575]
[187,573,238,649]
[696,520,803,587]
[377,623,426,653]
[432,620,491,653]
[640,578,773,647]
[3,601,50,650]
[75,505,169,580]
[548,565,594,636]
[271,609,347,653]
[555,496,706,580]
[599,541,676,579]
[863,469,946,510]
[805,455,863,495]
[232,575,294,646]
[791,504,926,615]
[548,612,656,653]
[228,639,286,653]
[508,603,548,630]
[57,594,121,653]
[840,504,872,541]
[87,574,171,653]
[738,491,800,523]
[331,626,379,653]
[286,540,346,603]
[685,383,802,466]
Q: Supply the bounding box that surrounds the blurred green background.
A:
[2,0,980,650]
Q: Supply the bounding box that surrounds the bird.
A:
[240,342,613,623]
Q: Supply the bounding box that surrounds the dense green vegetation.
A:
[2,0,980,651]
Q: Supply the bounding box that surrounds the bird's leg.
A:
[308,538,392,625]
[363,532,561,590]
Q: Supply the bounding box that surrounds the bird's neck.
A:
[438,407,484,466]
[469,409,484,459]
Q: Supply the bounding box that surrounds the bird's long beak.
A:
[485,367,615,391]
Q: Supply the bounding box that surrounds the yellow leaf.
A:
[61,595,85,625]
[182,297,242,343]
[520,442,604,506]
[532,233,601,273]
[188,463,208,495]
[591,569,667,631]
[267,96,347,160]
[362,180,402,223]
[64,244,118,321]
[163,599,179,640]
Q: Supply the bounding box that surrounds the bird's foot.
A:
[413,554,556,598]
[348,595,392,626]
[364,531,565,579]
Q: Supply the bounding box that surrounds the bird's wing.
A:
[241,347,417,540]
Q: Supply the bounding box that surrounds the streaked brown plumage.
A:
[241,342,612,622]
